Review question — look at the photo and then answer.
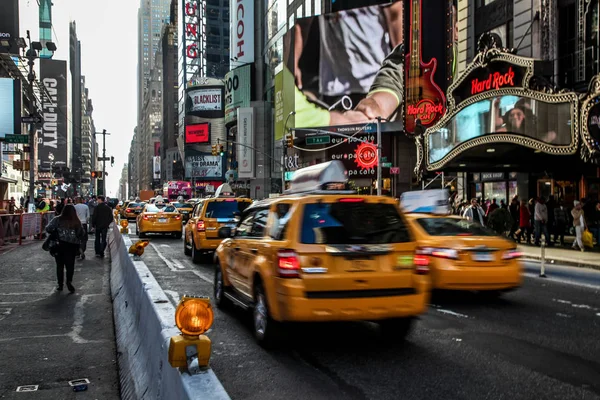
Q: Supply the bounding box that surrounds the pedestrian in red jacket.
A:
[517,200,531,244]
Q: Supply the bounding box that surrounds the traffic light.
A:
[111,156,115,167]
[91,171,97,178]
[285,133,294,148]
[219,145,224,156]
[211,144,217,156]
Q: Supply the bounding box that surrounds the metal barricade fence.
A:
[0,213,21,246]
[0,212,57,247]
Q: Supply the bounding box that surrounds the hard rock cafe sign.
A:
[470,67,516,95]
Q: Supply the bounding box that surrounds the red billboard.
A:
[185,122,210,144]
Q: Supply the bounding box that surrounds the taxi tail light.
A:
[502,250,522,260]
[142,215,150,220]
[196,220,206,231]
[417,247,458,260]
[174,214,181,220]
[126,208,132,213]
[277,250,300,278]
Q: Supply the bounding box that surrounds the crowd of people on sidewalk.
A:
[43,195,115,293]
[455,195,600,252]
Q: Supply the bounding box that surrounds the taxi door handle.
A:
[250,248,258,254]
[234,247,240,251]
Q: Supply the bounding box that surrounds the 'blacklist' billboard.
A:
[0,0,20,54]
[39,59,68,170]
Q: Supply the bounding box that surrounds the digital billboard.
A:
[185,153,223,179]
[0,78,21,139]
[224,64,251,124]
[39,59,68,170]
[403,0,451,134]
[428,95,575,164]
[0,0,20,54]
[185,122,210,144]
[185,86,224,118]
[277,2,405,141]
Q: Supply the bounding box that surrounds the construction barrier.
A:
[107,223,230,400]
[0,212,55,247]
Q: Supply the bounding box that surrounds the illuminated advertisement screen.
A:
[0,78,21,139]
[428,95,573,164]
[185,122,210,144]
[276,2,406,141]
[403,0,450,133]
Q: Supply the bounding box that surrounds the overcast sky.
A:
[19,0,139,197]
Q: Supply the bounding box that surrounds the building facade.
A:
[69,21,83,180]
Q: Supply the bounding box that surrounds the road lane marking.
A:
[437,309,470,318]
[191,270,213,284]
[553,299,572,304]
[173,259,186,270]
[0,308,12,321]
[68,294,106,344]
[150,243,178,272]
[556,313,571,318]
[164,290,180,305]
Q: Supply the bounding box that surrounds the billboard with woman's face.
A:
[427,94,576,165]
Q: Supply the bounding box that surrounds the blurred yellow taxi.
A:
[213,161,430,347]
[172,201,195,223]
[136,200,183,239]
[404,213,523,293]
[123,202,146,220]
[184,184,252,263]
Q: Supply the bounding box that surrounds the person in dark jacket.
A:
[553,201,568,246]
[91,195,113,258]
[508,196,520,240]
[46,204,85,292]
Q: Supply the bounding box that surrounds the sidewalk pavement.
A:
[518,239,600,270]
[0,239,120,398]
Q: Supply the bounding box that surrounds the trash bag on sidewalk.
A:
[582,229,594,248]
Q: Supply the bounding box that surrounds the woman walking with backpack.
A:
[46,204,86,292]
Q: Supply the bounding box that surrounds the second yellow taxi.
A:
[136,198,183,239]
[401,190,523,294]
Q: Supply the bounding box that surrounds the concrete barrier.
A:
[107,224,230,400]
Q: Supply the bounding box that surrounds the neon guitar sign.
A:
[405,0,446,133]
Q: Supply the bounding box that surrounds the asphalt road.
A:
[130,225,600,400]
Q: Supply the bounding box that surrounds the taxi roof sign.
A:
[214,183,235,198]
[400,189,451,214]
[285,161,354,195]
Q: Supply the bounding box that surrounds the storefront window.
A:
[484,181,507,202]
[508,180,517,200]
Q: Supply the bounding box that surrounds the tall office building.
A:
[69,22,82,179]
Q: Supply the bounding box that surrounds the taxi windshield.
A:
[146,204,177,213]
[300,202,411,244]
[172,202,194,208]
[205,200,250,218]
[415,217,497,236]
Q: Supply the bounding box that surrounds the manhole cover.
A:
[16,385,39,392]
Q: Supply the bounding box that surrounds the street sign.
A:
[382,162,392,168]
[21,115,42,124]
[306,135,331,145]
[381,157,387,162]
[390,167,400,175]
[98,157,110,161]
[3,134,29,144]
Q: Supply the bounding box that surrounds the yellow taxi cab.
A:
[172,201,195,224]
[400,191,523,294]
[123,201,146,220]
[184,184,252,263]
[136,197,183,238]
[120,201,130,218]
[213,161,431,347]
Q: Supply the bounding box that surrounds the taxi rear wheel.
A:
[184,235,192,256]
[191,239,203,263]
[213,265,230,309]
[253,281,280,348]
[379,317,414,343]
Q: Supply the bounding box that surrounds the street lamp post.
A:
[376,116,382,196]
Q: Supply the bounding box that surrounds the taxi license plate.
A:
[346,259,376,272]
[158,218,167,223]
[473,252,493,262]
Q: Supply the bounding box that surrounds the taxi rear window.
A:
[129,203,142,208]
[415,217,496,236]
[204,200,250,218]
[173,203,194,208]
[146,204,176,212]
[300,202,411,244]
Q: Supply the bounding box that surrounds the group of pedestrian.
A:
[460,194,600,252]
[45,195,114,292]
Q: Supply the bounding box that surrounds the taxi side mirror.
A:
[218,226,232,238]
